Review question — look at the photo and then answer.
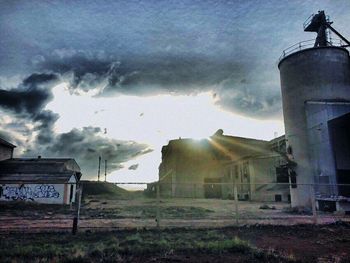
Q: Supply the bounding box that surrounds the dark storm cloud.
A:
[128,164,139,170]
[34,110,60,144]
[2,1,349,118]
[38,50,246,92]
[25,126,152,178]
[214,76,283,117]
[0,72,153,178]
[35,49,281,118]
[0,73,60,146]
[0,0,350,118]
[36,50,114,93]
[0,73,58,117]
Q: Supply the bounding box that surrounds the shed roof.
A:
[0,137,16,148]
[0,173,76,184]
[0,158,81,183]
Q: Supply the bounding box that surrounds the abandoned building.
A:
[278,11,350,211]
[150,130,290,202]
[0,138,82,205]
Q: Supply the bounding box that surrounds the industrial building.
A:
[278,11,350,211]
[152,130,290,202]
[0,138,82,205]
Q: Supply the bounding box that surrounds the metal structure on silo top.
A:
[278,11,350,210]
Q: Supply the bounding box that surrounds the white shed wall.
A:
[0,183,65,204]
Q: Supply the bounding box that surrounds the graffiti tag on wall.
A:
[1,185,60,201]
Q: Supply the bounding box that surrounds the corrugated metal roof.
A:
[0,158,81,183]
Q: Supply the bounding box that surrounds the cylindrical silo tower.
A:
[278,11,350,208]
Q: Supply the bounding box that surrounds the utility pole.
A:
[97,156,101,182]
[104,159,107,182]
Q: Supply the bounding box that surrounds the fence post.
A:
[72,185,82,235]
[156,182,160,228]
[310,184,317,224]
[234,182,239,225]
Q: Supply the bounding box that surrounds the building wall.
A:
[221,156,289,202]
[249,156,289,202]
[159,139,226,198]
[0,183,66,204]
[159,137,288,200]
[0,145,13,161]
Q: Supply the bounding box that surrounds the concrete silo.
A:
[278,11,350,209]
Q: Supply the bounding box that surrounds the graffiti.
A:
[2,185,60,201]
[3,186,34,201]
[33,185,59,198]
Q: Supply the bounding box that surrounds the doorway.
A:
[69,184,74,203]
[328,112,350,196]
[204,178,222,199]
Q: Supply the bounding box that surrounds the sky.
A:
[0,0,349,183]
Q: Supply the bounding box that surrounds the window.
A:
[290,171,297,188]
[275,194,282,202]
[276,167,289,183]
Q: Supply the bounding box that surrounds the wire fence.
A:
[128,182,350,226]
[0,182,349,233]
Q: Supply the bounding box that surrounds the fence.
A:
[0,182,349,232]
[278,38,347,62]
[124,182,350,227]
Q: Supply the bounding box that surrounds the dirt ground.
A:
[0,197,349,232]
[1,197,350,262]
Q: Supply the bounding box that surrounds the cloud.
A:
[128,164,139,170]
[0,73,61,148]
[0,73,59,117]
[25,126,152,178]
[0,73,153,178]
[214,76,282,118]
[33,110,60,144]
[35,49,281,118]
[2,1,350,119]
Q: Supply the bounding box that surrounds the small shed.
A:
[0,157,82,204]
[0,137,16,161]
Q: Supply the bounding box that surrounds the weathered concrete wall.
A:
[159,139,226,198]
[0,184,66,204]
[249,157,289,202]
[0,145,13,161]
[279,47,350,207]
[159,136,287,200]
[221,156,289,202]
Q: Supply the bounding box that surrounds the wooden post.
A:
[234,183,239,225]
[72,185,83,235]
[97,156,101,182]
[230,165,234,199]
[156,183,160,228]
[104,160,107,182]
[310,184,317,224]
